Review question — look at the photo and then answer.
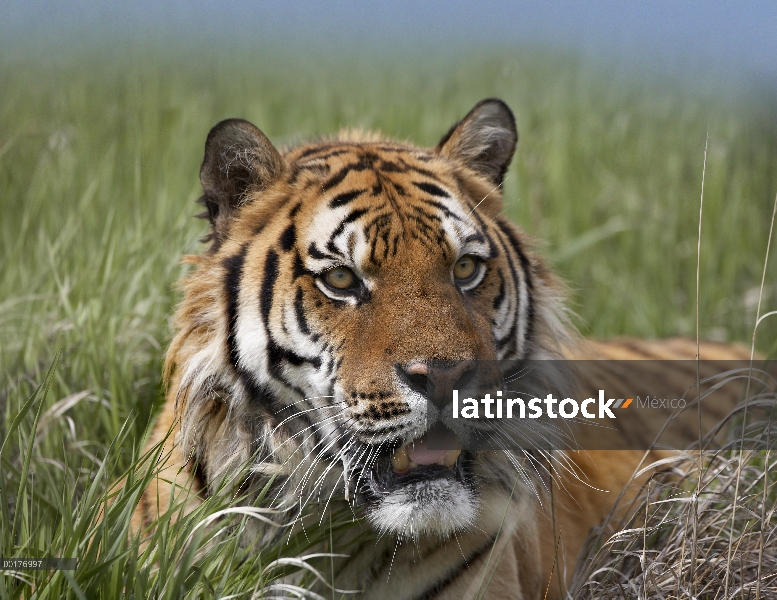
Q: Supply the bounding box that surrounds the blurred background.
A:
[4,0,777,79]
[2,0,777,452]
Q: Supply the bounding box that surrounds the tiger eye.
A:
[324,266,357,290]
[453,255,479,281]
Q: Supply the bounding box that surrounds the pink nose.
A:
[398,360,476,408]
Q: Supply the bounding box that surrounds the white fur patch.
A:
[367,479,479,540]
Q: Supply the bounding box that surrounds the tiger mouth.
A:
[369,434,468,492]
[390,440,461,474]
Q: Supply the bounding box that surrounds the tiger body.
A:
[134,100,751,599]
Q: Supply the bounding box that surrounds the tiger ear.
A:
[198,118,285,244]
[435,99,517,186]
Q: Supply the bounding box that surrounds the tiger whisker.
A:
[264,410,348,462]
[281,432,347,504]
[267,424,348,507]
[291,418,362,504]
[317,445,356,525]
[319,436,359,494]
[300,432,348,497]
[269,396,339,433]
[385,535,402,582]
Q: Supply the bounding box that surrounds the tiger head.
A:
[170,99,572,541]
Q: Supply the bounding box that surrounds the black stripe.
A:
[420,198,462,221]
[308,243,329,260]
[391,233,401,257]
[260,249,279,323]
[378,160,405,172]
[292,251,306,280]
[224,245,280,403]
[312,149,350,161]
[287,166,302,186]
[223,244,249,370]
[293,286,311,335]
[220,245,318,417]
[260,250,323,378]
[279,224,296,252]
[483,228,498,259]
[497,220,535,298]
[496,321,517,351]
[363,212,392,236]
[413,181,449,198]
[398,158,445,181]
[413,535,499,600]
[296,144,337,160]
[489,229,520,355]
[496,219,535,350]
[464,233,486,244]
[289,163,331,186]
[322,162,369,192]
[380,228,391,260]
[348,204,385,229]
[321,164,353,191]
[493,271,506,310]
[267,340,322,373]
[408,204,443,224]
[330,188,366,208]
[326,207,371,255]
[242,379,276,408]
[325,239,341,257]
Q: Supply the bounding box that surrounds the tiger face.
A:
[169,99,570,542]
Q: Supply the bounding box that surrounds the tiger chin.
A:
[131,99,751,599]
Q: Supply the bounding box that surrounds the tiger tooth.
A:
[391,446,410,473]
[443,449,461,468]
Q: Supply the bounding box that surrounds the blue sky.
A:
[4,1,777,80]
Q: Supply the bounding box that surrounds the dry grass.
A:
[572,398,777,599]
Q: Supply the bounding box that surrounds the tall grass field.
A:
[1,46,776,598]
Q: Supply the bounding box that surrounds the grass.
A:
[1,44,776,597]
[572,417,777,598]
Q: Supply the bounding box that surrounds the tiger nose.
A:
[397,360,477,409]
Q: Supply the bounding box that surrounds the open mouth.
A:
[369,432,468,493]
[364,433,478,537]
[391,437,461,474]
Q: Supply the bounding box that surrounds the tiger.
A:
[132,98,753,599]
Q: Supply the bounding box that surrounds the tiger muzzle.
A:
[396,360,477,409]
